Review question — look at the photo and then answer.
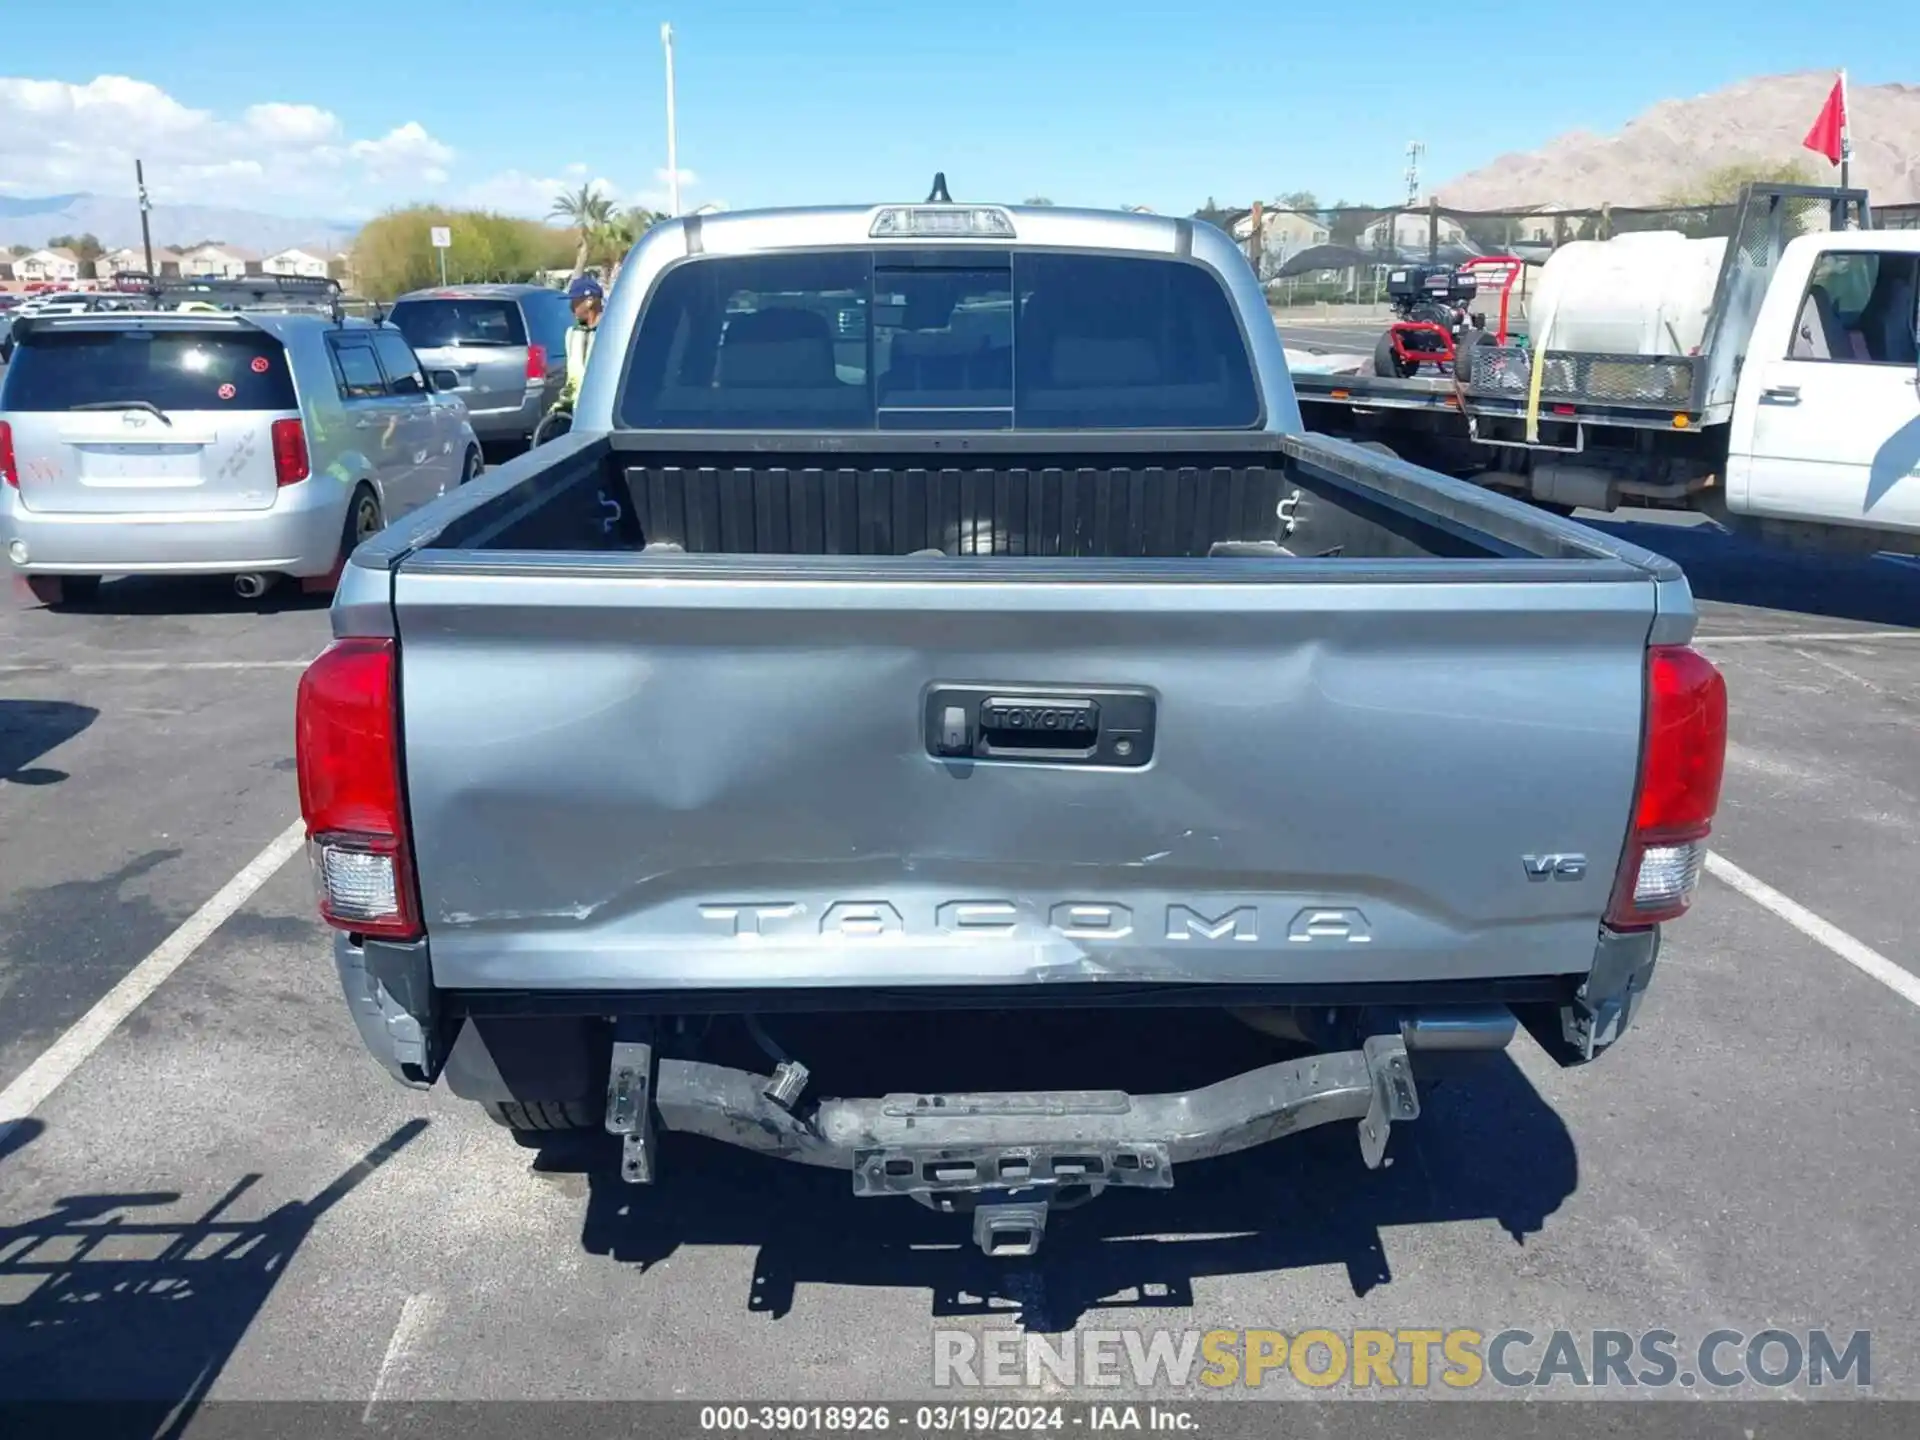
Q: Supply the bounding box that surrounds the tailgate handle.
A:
[980,696,1101,754]
[925,687,1156,768]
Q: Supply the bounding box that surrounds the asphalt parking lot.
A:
[1,523,1917,1414]
[1274,317,1391,357]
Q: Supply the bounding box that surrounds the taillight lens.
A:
[271,418,310,487]
[0,421,16,488]
[295,637,420,940]
[525,343,546,382]
[1606,644,1728,929]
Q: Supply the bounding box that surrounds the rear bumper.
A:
[1,474,350,578]
[651,1026,1451,1179]
[335,926,1660,1101]
[462,389,544,441]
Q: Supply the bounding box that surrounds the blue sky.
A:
[1,0,1907,220]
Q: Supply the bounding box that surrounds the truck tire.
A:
[481,1099,598,1136]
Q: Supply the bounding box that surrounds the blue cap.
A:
[566,274,604,302]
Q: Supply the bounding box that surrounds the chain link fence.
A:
[1219,197,1920,317]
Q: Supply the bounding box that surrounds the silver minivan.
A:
[387,283,573,445]
[1,309,481,606]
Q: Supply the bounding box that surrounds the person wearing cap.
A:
[558,274,605,412]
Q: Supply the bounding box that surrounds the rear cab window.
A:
[619,250,1261,431]
[0,327,298,412]
[389,297,528,350]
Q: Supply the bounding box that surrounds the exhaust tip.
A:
[233,572,275,599]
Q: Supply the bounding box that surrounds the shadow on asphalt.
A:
[0,699,97,786]
[0,1118,427,1431]
[539,1012,1576,1330]
[1584,519,1920,629]
[12,574,330,619]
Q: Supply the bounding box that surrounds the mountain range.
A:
[1436,72,1920,210]
[0,193,357,254]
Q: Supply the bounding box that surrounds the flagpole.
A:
[1839,68,1851,190]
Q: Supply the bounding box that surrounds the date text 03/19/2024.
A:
[697,1406,1197,1433]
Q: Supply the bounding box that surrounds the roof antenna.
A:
[926,172,952,203]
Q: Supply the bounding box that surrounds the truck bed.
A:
[338,427,1690,1002]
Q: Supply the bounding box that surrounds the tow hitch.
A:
[610,1022,1464,1257]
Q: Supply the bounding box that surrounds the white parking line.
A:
[0,659,312,673]
[0,818,308,1131]
[1694,630,1920,646]
[1707,852,1920,1009]
[364,1292,440,1419]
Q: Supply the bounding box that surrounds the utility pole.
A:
[135,159,156,280]
[1404,141,1423,208]
[661,22,680,217]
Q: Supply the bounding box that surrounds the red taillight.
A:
[0,421,16,488]
[271,418,310,487]
[295,637,420,940]
[1606,644,1728,929]
[525,343,547,381]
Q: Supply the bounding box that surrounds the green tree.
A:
[549,182,615,277]
[1662,158,1822,206]
[1023,196,1055,206]
[1276,190,1319,214]
[349,205,574,299]
[1190,197,1238,233]
[48,232,105,276]
[1659,158,1825,238]
[601,205,663,271]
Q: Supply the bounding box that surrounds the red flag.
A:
[1802,77,1847,166]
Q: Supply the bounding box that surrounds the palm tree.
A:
[600,206,665,284]
[549,183,615,277]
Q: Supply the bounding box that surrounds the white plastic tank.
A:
[1529,232,1728,357]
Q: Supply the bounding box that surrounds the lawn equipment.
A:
[1373,255,1524,381]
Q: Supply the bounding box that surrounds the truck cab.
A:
[1723,230,1920,544]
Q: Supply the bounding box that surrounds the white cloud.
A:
[0,74,456,211]
[348,121,455,184]
[0,73,722,226]
[459,166,706,221]
[243,101,341,147]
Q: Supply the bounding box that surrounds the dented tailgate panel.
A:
[393,562,1652,991]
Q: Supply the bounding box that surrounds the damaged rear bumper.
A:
[648,1029,1429,1181]
[603,1006,1515,1255]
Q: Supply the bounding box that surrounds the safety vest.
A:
[562,322,596,406]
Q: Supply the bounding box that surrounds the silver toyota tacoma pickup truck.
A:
[296,193,1728,1256]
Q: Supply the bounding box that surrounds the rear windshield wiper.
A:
[69,400,174,426]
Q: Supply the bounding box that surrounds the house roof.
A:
[39,247,80,263]
[181,242,261,261]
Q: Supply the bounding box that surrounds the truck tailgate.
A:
[392,560,1653,991]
